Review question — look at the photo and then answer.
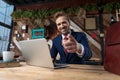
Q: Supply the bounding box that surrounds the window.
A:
[0,0,14,26]
[0,0,14,56]
[0,26,10,56]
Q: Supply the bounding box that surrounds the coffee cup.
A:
[2,51,15,62]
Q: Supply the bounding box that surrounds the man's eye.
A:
[57,23,61,26]
[62,21,67,24]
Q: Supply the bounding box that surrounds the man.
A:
[50,11,92,64]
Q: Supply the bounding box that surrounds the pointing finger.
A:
[67,34,76,42]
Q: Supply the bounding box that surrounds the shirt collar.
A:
[62,30,71,39]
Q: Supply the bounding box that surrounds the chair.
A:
[104,22,120,75]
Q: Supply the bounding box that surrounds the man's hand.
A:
[62,34,82,53]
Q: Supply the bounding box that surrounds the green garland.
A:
[11,2,120,19]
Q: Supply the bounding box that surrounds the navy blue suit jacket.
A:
[50,30,92,64]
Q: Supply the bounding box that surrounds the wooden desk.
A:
[0,62,120,80]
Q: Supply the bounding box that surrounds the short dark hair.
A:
[54,11,69,21]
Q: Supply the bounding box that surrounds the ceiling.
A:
[3,0,120,10]
[3,0,62,6]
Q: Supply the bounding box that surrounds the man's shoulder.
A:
[72,31,85,36]
[53,34,61,41]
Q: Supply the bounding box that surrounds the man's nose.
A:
[60,24,65,28]
[60,23,63,26]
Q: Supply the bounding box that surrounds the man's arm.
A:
[77,33,92,60]
[62,33,92,60]
[50,39,58,61]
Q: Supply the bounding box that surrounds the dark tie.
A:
[64,36,68,40]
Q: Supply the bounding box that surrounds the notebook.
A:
[13,38,67,69]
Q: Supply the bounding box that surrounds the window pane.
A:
[5,16,12,25]
[6,5,14,16]
[0,7,6,14]
[0,0,7,8]
[0,13,5,23]
[0,25,10,56]
[0,0,14,26]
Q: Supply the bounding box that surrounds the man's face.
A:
[55,16,70,35]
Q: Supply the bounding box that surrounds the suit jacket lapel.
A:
[58,35,68,56]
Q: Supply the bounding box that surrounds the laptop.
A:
[13,38,68,69]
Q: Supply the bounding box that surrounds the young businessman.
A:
[50,11,92,64]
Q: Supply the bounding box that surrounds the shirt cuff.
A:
[76,43,84,57]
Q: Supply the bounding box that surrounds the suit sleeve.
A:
[77,33,92,60]
[50,39,58,60]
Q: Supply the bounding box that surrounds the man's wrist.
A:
[76,43,84,57]
[76,43,81,53]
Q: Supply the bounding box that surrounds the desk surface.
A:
[0,62,120,80]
